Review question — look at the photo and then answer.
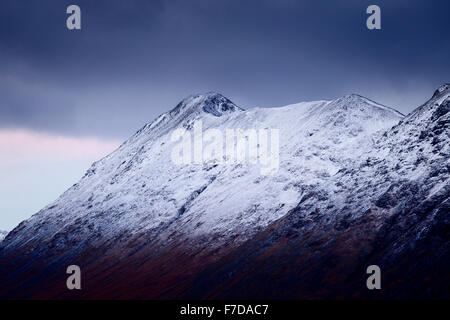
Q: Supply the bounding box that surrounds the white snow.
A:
[4,92,408,248]
[0,231,7,242]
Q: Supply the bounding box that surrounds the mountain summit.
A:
[170,92,243,117]
[0,87,448,299]
[432,83,450,99]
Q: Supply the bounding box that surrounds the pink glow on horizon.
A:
[0,129,121,165]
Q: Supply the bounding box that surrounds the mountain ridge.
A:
[0,85,448,299]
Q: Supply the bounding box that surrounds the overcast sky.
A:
[0,0,449,230]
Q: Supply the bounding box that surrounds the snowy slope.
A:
[2,86,448,299]
[1,92,403,255]
[186,85,449,299]
[0,231,7,242]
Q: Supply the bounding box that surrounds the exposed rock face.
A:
[0,86,448,299]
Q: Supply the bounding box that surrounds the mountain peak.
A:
[333,93,404,118]
[432,83,450,98]
[342,93,366,99]
[340,93,380,105]
[170,92,243,117]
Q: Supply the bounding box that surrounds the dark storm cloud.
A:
[0,0,449,139]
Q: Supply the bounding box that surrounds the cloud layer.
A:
[0,0,449,139]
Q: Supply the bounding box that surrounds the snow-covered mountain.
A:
[190,85,449,299]
[0,85,448,299]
